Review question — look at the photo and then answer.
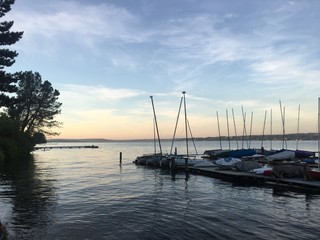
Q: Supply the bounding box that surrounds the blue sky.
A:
[5,0,320,139]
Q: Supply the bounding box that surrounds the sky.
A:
[3,0,320,140]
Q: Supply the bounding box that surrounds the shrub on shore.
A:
[0,116,34,161]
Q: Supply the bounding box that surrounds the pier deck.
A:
[189,166,320,193]
[34,145,99,150]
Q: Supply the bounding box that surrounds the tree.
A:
[32,132,47,144]
[7,71,62,136]
[0,114,34,159]
[0,0,23,107]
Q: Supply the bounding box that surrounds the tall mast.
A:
[241,106,247,149]
[270,109,273,150]
[150,96,162,154]
[279,100,287,149]
[153,119,156,154]
[170,97,183,155]
[261,110,267,149]
[182,91,189,171]
[318,97,320,169]
[216,111,222,149]
[296,104,301,150]
[232,108,239,149]
[249,112,253,148]
[226,109,231,150]
[187,119,198,155]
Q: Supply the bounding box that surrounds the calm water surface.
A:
[1,140,320,239]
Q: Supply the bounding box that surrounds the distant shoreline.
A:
[48,132,319,143]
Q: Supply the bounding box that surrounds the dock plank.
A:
[189,166,320,192]
[34,145,99,150]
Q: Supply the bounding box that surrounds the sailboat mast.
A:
[270,109,273,150]
[150,96,162,154]
[279,100,287,149]
[249,112,253,148]
[182,91,189,170]
[318,97,320,169]
[226,109,231,150]
[216,111,222,149]
[241,106,248,149]
[284,106,287,149]
[187,119,198,155]
[232,108,239,149]
[170,97,183,155]
[296,104,301,150]
[153,119,156,154]
[261,110,267,148]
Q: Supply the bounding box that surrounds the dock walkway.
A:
[34,145,99,151]
[189,166,320,193]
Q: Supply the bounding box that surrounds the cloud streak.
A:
[11,0,318,88]
[60,84,146,105]
[10,2,140,42]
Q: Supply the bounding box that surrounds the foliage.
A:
[0,0,23,107]
[0,115,33,159]
[7,71,62,135]
[32,132,47,144]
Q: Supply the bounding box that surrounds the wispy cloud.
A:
[9,1,145,46]
[11,1,317,86]
[60,84,145,104]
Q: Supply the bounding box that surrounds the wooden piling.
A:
[170,156,176,170]
[119,152,122,165]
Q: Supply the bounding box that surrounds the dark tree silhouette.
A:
[0,0,23,107]
[32,132,47,144]
[7,71,62,135]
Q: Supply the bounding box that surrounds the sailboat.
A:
[168,92,209,169]
[135,96,167,167]
[308,97,320,179]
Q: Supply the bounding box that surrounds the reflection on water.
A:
[0,156,56,239]
[0,141,320,239]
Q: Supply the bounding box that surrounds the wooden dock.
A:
[34,145,99,151]
[188,166,320,193]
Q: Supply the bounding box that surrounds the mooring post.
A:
[171,156,176,170]
[119,152,122,165]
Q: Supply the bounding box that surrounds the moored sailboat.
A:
[134,96,166,167]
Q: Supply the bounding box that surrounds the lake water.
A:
[1,140,320,240]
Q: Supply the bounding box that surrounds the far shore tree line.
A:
[0,0,62,161]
